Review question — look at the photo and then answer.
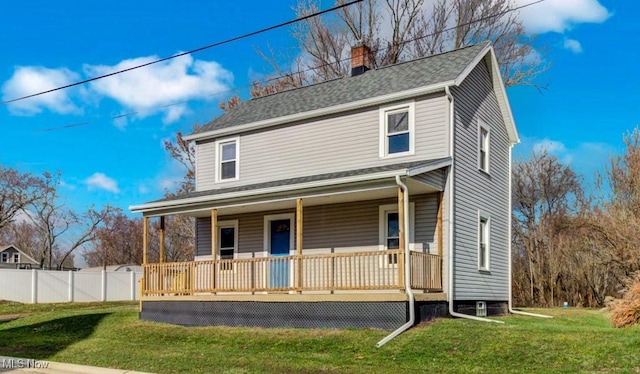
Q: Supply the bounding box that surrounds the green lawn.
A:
[0,301,638,374]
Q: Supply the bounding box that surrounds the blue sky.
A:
[0,0,623,215]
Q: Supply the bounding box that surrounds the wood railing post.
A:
[142,216,149,265]
[296,198,303,293]
[159,216,165,263]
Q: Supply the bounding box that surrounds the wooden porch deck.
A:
[142,250,443,297]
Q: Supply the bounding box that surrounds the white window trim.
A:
[1,252,7,263]
[13,253,19,263]
[379,101,416,158]
[478,120,490,174]
[263,213,295,256]
[215,137,240,183]
[217,220,239,267]
[478,210,490,271]
[378,203,416,266]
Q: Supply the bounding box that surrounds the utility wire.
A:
[2,0,363,106]
[36,0,544,134]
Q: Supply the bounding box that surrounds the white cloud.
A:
[563,39,583,53]
[1,66,80,115]
[86,172,120,193]
[533,139,566,154]
[84,54,233,124]
[517,0,611,33]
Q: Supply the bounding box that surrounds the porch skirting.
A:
[140,300,409,329]
[139,293,451,329]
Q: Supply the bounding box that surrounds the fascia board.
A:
[453,44,519,145]
[130,169,407,213]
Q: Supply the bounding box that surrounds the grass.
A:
[0,302,639,373]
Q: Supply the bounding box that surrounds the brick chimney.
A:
[351,43,372,76]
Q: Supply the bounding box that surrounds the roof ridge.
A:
[245,42,488,103]
[193,41,490,136]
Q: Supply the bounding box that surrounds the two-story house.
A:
[130,41,519,331]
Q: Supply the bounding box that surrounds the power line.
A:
[2,0,364,106]
[36,0,545,134]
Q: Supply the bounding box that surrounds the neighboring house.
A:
[0,245,39,269]
[130,41,519,330]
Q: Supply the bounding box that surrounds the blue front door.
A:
[270,219,290,288]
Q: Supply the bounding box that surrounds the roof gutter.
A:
[444,85,503,324]
[376,175,415,347]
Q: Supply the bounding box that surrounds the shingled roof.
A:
[191,42,490,136]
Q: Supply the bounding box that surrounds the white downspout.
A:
[507,143,552,319]
[376,175,414,347]
[445,86,503,324]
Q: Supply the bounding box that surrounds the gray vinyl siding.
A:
[195,138,216,191]
[195,195,438,256]
[195,94,448,191]
[195,218,212,257]
[451,58,510,301]
[412,169,445,191]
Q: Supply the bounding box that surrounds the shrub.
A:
[611,272,640,328]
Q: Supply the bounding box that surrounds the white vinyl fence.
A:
[0,269,142,304]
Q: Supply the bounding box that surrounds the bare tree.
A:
[511,151,584,306]
[0,165,45,230]
[28,173,113,269]
[591,128,640,285]
[258,0,546,91]
[85,209,144,267]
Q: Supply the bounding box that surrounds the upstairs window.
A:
[216,138,239,182]
[1,252,7,263]
[380,102,415,157]
[13,253,19,263]
[479,122,490,173]
[478,212,490,271]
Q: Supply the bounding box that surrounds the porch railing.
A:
[142,249,443,296]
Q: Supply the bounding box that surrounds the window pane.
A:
[479,244,486,267]
[387,212,399,237]
[387,238,400,249]
[220,248,234,260]
[221,161,236,179]
[221,142,236,161]
[388,133,409,154]
[220,227,235,249]
[387,111,408,133]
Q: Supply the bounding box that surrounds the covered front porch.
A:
[132,159,450,327]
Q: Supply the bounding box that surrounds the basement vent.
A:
[476,301,487,317]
